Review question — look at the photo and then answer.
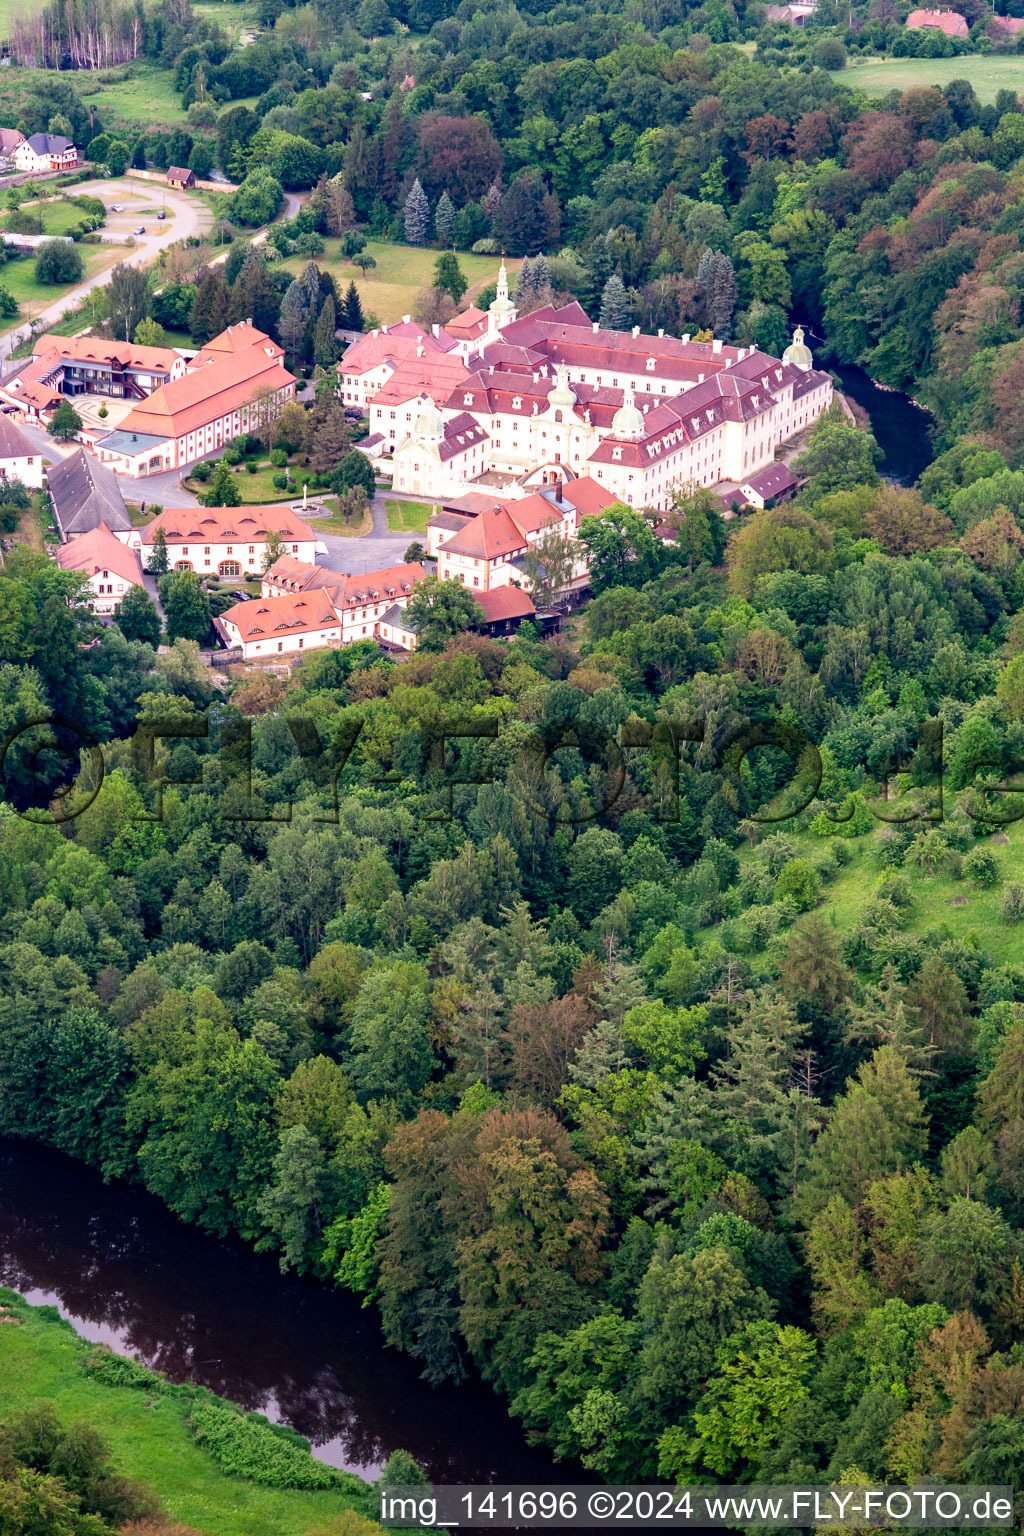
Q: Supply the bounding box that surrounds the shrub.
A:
[192,460,213,482]
[82,1344,165,1392]
[472,238,499,253]
[270,447,288,467]
[1002,882,1024,925]
[187,1402,343,1490]
[246,460,258,474]
[964,845,1001,888]
[774,858,821,911]
[222,444,242,465]
[272,471,288,489]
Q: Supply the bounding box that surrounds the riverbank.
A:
[0,1287,386,1536]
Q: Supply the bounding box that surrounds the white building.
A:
[0,416,43,488]
[346,270,833,512]
[56,521,145,615]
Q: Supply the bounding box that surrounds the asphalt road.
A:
[0,176,214,363]
[316,493,414,574]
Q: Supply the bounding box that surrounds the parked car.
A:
[110,204,124,212]
[156,210,167,220]
[134,225,146,234]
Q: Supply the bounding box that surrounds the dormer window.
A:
[612,447,622,461]
[513,396,522,410]
[463,392,473,405]
[646,358,655,370]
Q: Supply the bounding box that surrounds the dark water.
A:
[0,1137,586,1488]
[831,363,936,485]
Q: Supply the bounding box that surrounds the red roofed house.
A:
[905,8,969,34]
[130,505,316,578]
[216,589,343,660]
[92,321,296,478]
[434,476,615,596]
[338,317,451,411]
[0,333,185,422]
[57,521,145,614]
[217,559,427,657]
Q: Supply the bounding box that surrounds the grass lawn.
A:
[182,463,310,503]
[0,246,131,336]
[0,1290,384,1536]
[2,199,98,237]
[833,53,1024,103]
[307,498,373,536]
[279,240,520,327]
[384,498,434,533]
[193,0,259,42]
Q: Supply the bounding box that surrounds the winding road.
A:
[0,177,217,363]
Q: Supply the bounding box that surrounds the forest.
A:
[4,389,1024,1495]
[4,0,1024,1503]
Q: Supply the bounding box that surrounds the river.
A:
[831,363,936,485]
[0,1137,585,1488]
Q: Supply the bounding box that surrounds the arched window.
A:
[174,560,193,571]
[219,560,241,578]
[554,410,562,422]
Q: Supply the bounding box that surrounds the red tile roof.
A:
[115,345,295,442]
[142,505,315,545]
[57,521,143,586]
[443,505,528,560]
[336,561,426,607]
[35,332,182,374]
[475,586,536,623]
[906,8,968,33]
[220,588,341,642]
[369,350,470,406]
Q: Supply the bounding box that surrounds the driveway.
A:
[316,491,415,575]
[0,176,214,363]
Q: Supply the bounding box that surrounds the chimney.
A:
[592,322,599,333]
[681,334,690,344]
[556,481,563,503]
[416,344,424,357]
[402,314,411,324]
[712,339,722,354]
[658,329,664,338]
[493,505,501,516]
[698,373,704,383]
[632,325,640,338]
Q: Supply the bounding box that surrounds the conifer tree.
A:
[278,279,309,365]
[189,268,231,347]
[532,253,552,293]
[404,179,430,245]
[202,460,241,507]
[434,190,456,246]
[147,526,169,575]
[514,256,534,304]
[599,272,630,331]
[342,279,364,332]
[313,293,339,368]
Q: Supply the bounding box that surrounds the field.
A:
[0,1289,384,1536]
[833,53,1024,103]
[0,245,130,333]
[728,812,1024,968]
[279,240,520,327]
[384,498,434,532]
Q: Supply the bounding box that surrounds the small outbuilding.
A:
[166,166,196,190]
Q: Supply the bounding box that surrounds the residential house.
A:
[0,416,43,488]
[905,8,969,34]
[0,333,185,421]
[14,133,77,172]
[57,521,145,614]
[167,166,196,189]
